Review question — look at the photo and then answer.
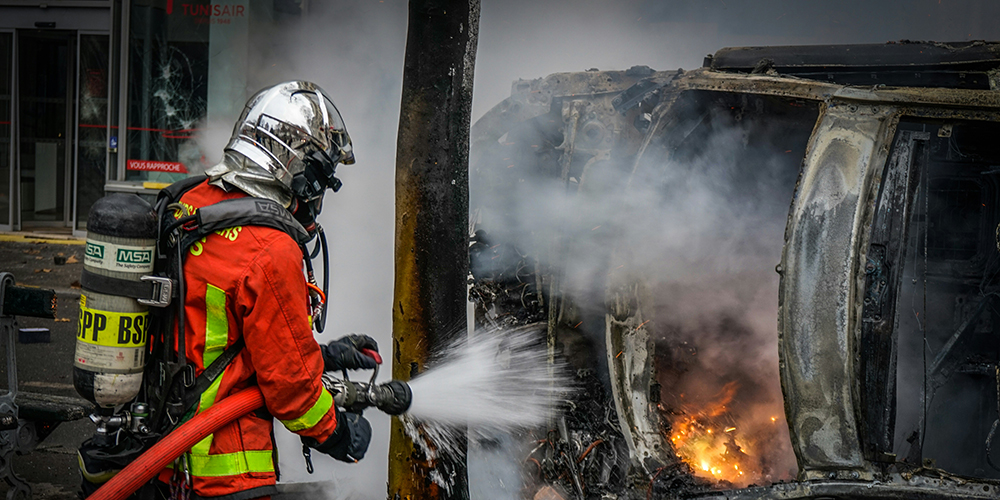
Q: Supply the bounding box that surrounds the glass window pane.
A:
[18,32,71,225]
[76,34,110,231]
[126,0,210,183]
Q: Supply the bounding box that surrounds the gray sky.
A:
[473,0,1000,119]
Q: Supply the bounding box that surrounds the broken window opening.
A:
[886,119,1000,480]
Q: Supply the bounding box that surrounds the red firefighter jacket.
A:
[156,180,338,498]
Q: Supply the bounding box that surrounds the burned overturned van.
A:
[469,41,1000,499]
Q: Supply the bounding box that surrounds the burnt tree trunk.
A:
[389,0,479,499]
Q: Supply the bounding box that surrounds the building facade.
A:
[0,0,304,234]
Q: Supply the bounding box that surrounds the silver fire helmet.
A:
[205,81,355,207]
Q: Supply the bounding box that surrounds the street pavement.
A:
[0,235,91,499]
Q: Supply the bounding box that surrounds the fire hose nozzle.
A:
[371,380,411,415]
[323,376,412,416]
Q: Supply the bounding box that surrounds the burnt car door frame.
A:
[858,129,930,463]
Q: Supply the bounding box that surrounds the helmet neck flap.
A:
[206,150,295,208]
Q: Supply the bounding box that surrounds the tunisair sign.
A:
[166,1,246,24]
[179,4,246,17]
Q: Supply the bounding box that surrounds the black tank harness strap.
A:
[80,269,162,302]
[154,174,207,395]
[176,197,311,251]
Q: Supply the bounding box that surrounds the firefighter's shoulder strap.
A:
[155,174,311,247]
[157,173,207,206]
[178,196,311,249]
[149,175,310,429]
[156,175,311,248]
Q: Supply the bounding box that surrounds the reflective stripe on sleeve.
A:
[280,389,333,432]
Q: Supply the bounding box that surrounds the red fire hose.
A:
[88,387,265,500]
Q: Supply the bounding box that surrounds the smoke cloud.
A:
[470,85,810,486]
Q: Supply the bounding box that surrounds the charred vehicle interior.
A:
[468,41,1000,499]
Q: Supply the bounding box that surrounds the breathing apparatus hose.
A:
[302,225,331,333]
[88,387,265,500]
[318,226,330,330]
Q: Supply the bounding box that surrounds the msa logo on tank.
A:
[84,241,154,273]
[85,242,104,259]
[116,248,152,265]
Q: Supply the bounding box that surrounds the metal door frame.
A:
[0,29,11,232]
[9,28,16,231]
[63,31,75,227]
[114,0,128,183]
[72,29,110,237]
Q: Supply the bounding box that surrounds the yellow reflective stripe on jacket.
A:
[280,389,333,432]
[189,282,267,476]
[187,450,274,477]
[203,284,228,367]
[191,284,230,457]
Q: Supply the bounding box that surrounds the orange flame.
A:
[668,381,757,487]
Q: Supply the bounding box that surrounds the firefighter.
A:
[158,81,375,499]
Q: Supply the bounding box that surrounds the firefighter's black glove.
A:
[321,334,379,371]
[302,406,372,462]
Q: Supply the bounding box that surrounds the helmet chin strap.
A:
[315,226,330,332]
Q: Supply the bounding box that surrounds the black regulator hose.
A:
[318,226,330,332]
[309,232,323,259]
[301,225,330,333]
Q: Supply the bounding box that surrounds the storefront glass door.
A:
[17,30,74,228]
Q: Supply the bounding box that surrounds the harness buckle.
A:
[183,365,196,388]
[138,276,173,307]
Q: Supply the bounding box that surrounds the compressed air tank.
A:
[75,194,157,408]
